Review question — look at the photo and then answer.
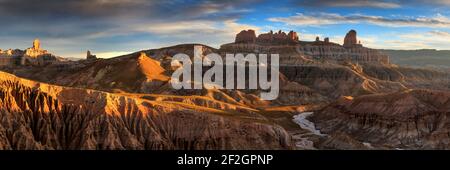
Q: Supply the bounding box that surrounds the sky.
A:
[1,0,450,58]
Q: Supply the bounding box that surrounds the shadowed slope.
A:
[313,90,450,149]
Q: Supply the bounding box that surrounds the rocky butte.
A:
[220,29,389,65]
[235,29,299,44]
[343,30,360,48]
[0,39,63,66]
[86,50,97,61]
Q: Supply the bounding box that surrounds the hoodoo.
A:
[86,50,97,60]
[32,39,40,50]
[343,30,357,47]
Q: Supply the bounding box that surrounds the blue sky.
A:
[1,0,450,58]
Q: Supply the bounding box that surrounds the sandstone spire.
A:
[288,31,299,41]
[33,39,40,50]
[86,50,97,60]
[343,30,357,47]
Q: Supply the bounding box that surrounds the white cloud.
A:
[86,19,260,49]
[393,31,450,49]
[301,33,323,41]
[0,0,261,58]
[299,0,401,8]
[303,30,450,50]
[351,31,450,50]
[62,19,260,58]
[95,51,132,58]
[136,20,260,38]
[331,1,400,8]
[268,13,450,28]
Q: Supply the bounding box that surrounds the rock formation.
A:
[0,71,293,150]
[24,38,49,58]
[235,30,299,44]
[32,38,40,50]
[256,30,299,44]
[1,38,450,150]
[86,50,97,60]
[280,64,408,98]
[288,31,299,41]
[235,29,256,43]
[0,39,62,67]
[222,29,390,65]
[0,49,24,66]
[343,30,360,48]
[312,89,450,149]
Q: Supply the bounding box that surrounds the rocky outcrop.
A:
[298,31,389,64]
[0,71,293,150]
[312,90,450,149]
[280,64,407,98]
[279,62,450,100]
[288,31,299,42]
[49,52,171,93]
[256,30,299,44]
[343,30,359,47]
[234,30,299,44]
[0,39,62,67]
[221,29,390,65]
[0,49,22,66]
[23,38,49,58]
[86,50,97,60]
[235,29,257,43]
[33,39,40,50]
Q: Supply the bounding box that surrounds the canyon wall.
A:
[220,30,390,65]
[312,90,450,149]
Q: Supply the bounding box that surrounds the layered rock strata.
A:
[0,71,293,150]
[312,90,450,149]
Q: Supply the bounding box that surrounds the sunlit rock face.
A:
[33,39,40,50]
[0,71,293,150]
[0,34,449,150]
[0,49,23,66]
[0,39,63,67]
[23,39,49,58]
[21,39,55,66]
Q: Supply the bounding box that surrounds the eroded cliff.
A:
[0,71,293,150]
[312,90,450,149]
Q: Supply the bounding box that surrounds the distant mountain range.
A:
[380,49,450,69]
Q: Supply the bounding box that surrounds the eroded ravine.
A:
[0,71,293,150]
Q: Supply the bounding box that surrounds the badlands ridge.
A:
[0,29,449,149]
